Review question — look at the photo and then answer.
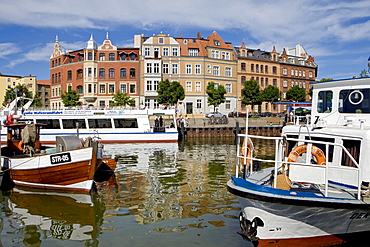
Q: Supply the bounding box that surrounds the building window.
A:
[226,100,231,109]
[273,79,277,87]
[99,68,105,78]
[241,63,246,71]
[214,40,220,46]
[159,37,164,44]
[120,53,127,60]
[130,84,136,93]
[309,71,313,78]
[109,84,115,94]
[88,52,92,60]
[77,86,83,94]
[130,68,136,78]
[154,80,159,91]
[186,64,192,74]
[251,64,254,72]
[109,68,115,78]
[189,49,198,56]
[154,47,159,58]
[153,63,160,73]
[146,80,153,91]
[67,70,72,80]
[195,64,201,74]
[265,78,269,86]
[225,67,231,77]
[283,68,287,75]
[283,80,287,88]
[120,84,126,93]
[100,84,106,94]
[109,53,115,61]
[163,64,169,74]
[256,64,259,72]
[273,66,277,74]
[196,99,202,108]
[186,81,192,92]
[172,64,178,74]
[213,66,219,76]
[163,47,169,56]
[120,68,126,78]
[241,76,246,84]
[146,63,152,73]
[99,53,105,61]
[226,83,231,93]
[265,65,268,73]
[88,68,92,77]
[99,100,105,107]
[195,81,201,92]
[145,47,150,56]
[130,53,136,60]
[87,84,92,93]
[145,99,150,108]
[291,69,295,76]
[172,47,178,56]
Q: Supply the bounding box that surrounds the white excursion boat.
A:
[227,77,370,245]
[0,98,178,144]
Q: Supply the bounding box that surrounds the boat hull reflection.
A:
[238,197,370,246]
[7,188,105,241]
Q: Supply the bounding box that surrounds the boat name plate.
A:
[50,152,72,164]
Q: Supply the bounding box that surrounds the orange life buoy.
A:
[18,141,24,151]
[287,144,326,166]
[240,138,253,165]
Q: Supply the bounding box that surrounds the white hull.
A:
[238,197,370,241]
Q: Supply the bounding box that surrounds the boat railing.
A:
[236,133,362,200]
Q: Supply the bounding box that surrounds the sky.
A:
[1,0,370,80]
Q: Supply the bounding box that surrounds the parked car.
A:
[205,111,227,118]
[228,111,247,118]
[259,112,275,117]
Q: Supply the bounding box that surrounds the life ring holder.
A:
[287,144,326,166]
[349,90,364,105]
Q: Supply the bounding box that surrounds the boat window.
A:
[88,119,112,128]
[341,139,361,167]
[339,89,370,113]
[36,119,61,129]
[317,90,333,113]
[305,137,334,162]
[114,118,138,128]
[62,119,86,129]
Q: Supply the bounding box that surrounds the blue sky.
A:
[1,0,370,80]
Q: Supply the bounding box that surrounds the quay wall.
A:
[177,117,284,138]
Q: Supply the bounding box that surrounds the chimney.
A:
[197,32,201,39]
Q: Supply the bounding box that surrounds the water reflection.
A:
[0,188,104,246]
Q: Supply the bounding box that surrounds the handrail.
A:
[236,133,362,200]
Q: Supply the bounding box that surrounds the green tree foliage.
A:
[61,90,81,107]
[360,70,370,78]
[206,81,226,111]
[286,85,306,102]
[241,80,262,110]
[110,91,135,107]
[157,79,185,105]
[3,84,33,107]
[32,92,43,107]
[260,85,280,104]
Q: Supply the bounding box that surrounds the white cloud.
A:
[0,43,20,58]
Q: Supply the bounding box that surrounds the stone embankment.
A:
[179,117,284,138]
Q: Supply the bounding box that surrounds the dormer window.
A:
[159,37,164,44]
[183,39,188,44]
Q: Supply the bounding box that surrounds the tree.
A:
[3,84,33,107]
[241,80,262,111]
[32,92,43,107]
[61,90,81,107]
[286,85,306,102]
[260,85,280,104]
[360,69,370,78]
[157,79,185,106]
[206,81,226,111]
[110,91,135,107]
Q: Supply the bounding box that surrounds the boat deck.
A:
[244,167,364,202]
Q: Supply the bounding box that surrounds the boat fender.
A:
[18,141,24,151]
[240,138,253,165]
[97,143,103,160]
[287,144,326,165]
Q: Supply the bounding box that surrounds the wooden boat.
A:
[227,77,370,244]
[0,97,178,144]
[1,120,116,192]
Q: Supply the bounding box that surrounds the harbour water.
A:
[0,137,276,247]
